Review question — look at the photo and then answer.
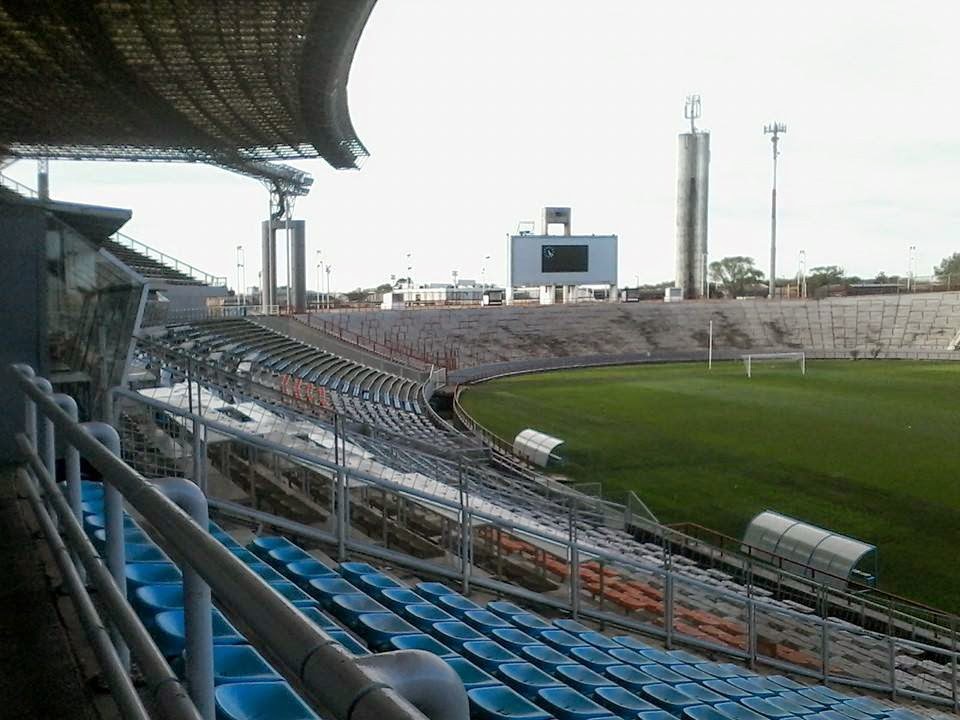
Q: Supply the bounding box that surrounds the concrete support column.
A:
[260,221,275,312]
[289,220,307,313]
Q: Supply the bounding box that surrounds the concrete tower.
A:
[675,95,710,299]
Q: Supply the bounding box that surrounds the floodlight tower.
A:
[764,122,786,299]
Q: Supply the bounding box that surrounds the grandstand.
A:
[2,2,959,720]
[301,293,960,373]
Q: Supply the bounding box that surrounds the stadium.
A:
[0,3,958,720]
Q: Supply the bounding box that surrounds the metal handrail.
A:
[11,364,463,720]
[112,232,227,287]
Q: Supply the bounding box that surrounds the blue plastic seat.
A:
[284,558,336,587]
[125,543,169,562]
[883,711,923,720]
[461,640,523,673]
[215,681,320,720]
[307,577,361,607]
[603,665,660,691]
[355,612,418,651]
[683,704,731,720]
[266,545,312,568]
[702,680,751,700]
[796,690,840,707]
[84,513,139,531]
[92,527,149,550]
[767,676,806,692]
[300,607,339,631]
[637,648,684,665]
[510,613,554,637]
[667,650,703,664]
[227,548,259,564]
[696,663,749,679]
[403,602,457,631]
[542,629,589,652]
[640,712,681,720]
[715,701,769,720]
[208,645,282,686]
[125,562,182,593]
[153,608,245,657]
[355,573,402,597]
[638,683,699,713]
[776,692,824,713]
[414,581,456,601]
[608,648,649,667]
[327,630,370,656]
[445,656,500,690]
[379,588,424,611]
[490,628,540,651]
[675,683,726,705]
[329,593,389,628]
[768,695,815,717]
[387,633,458,658]
[133,584,184,625]
[487,601,527,618]
[431,620,486,651]
[497,662,564,700]
[246,562,286,584]
[728,677,777,697]
[464,609,514,632]
[832,706,874,720]
[268,581,316,608]
[593,686,658,719]
[248,536,293,559]
[555,665,613,695]
[537,686,613,720]
[570,646,620,672]
[671,664,714,682]
[740,697,793,720]
[812,689,849,703]
[81,481,104,501]
[841,700,886,717]
[640,664,690,685]
[436,594,482,618]
[337,561,380,584]
[519,643,573,672]
[468,685,553,720]
[554,619,593,634]
[612,635,655,652]
[580,632,621,651]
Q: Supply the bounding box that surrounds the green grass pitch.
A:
[460,360,960,612]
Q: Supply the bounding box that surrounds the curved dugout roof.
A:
[0,0,375,185]
[513,428,564,468]
[743,510,876,586]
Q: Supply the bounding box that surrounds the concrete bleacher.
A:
[305,294,960,368]
[102,237,211,285]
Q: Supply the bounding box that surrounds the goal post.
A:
[742,352,806,378]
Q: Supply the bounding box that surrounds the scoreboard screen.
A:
[542,245,588,273]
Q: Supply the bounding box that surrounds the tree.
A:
[934,253,960,279]
[709,256,765,298]
[345,288,367,302]
[806,265,845,291]
[374,283,394,294]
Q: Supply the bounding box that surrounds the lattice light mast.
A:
[764,122,786,299]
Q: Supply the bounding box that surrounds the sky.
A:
[6,0,960,292]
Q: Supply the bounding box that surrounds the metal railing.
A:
[112,232,227,287]
[0,171,39,198]
[109,380,960,711]
[9,363,464,720]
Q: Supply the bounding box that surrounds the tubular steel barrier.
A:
[106,376,960,712]
[9,363,467,720]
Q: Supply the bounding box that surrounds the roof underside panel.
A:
[0,0,375,175]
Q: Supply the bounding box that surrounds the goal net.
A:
[742,352,806,378]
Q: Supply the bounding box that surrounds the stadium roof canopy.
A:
[0,1,376,193]
[742,510,877,589]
